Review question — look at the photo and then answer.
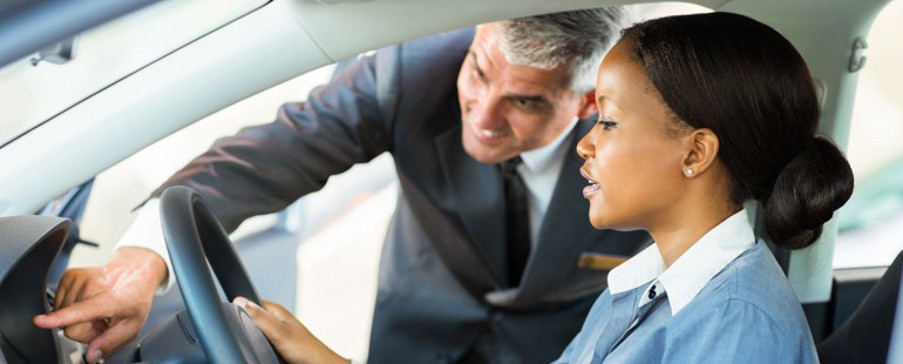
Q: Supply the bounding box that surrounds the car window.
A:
[834,0,903,269]
[70,63,337,268]
[0,0,265,147]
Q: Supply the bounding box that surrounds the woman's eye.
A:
[596,118,618,131]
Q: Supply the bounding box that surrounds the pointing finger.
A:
[34,297,109,329]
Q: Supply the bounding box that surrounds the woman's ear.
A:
[577,90,598,119]
[681,128,719,178]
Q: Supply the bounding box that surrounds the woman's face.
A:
[577,40,689,231]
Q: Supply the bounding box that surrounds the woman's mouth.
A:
[580,168,600,199]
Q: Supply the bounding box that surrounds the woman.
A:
[237,12,853,363]
[555,12,852,362]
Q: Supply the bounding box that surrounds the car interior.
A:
[0,0,901,362]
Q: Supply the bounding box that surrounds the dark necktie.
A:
[500,157,531,287]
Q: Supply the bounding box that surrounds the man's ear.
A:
[577,90,598,119]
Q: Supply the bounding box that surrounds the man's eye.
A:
[513,98,541,110]
[468,62,485,81]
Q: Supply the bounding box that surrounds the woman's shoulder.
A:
[662,244,817,361]
[704,243,797,301]
[681,242,812,336]
[663,294,817,363]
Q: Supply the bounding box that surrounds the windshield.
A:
[0,0,266,147]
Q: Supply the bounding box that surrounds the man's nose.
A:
[471,98,505,130]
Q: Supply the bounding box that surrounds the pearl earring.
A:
[685,169,694,177]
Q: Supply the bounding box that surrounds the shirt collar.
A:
[607,209,756,315]
[518,117,578,173]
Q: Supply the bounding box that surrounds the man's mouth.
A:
[482,129,504,138]
[474,127,508,143]
[580,168,600,198]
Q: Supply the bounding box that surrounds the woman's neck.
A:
[649,201,740,268]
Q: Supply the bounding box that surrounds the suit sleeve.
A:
[152,51,395,232]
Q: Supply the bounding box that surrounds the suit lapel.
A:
[435,125,508,287]
[521,119,596,293]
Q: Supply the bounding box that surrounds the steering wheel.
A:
[158,186,281,363]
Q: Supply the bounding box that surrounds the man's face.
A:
[457,23,592,164]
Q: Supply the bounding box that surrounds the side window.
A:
[835,0,903,269]
[72,64,336,268]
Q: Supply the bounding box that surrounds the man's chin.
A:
[460,127,519,164]
[462,143,513,165]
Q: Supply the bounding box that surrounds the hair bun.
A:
[763,137,854,249]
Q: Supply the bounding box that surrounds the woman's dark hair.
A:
[621,12,854,249]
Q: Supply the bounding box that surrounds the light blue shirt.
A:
[553,210,818,363]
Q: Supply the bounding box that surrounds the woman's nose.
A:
[576,133,594,160]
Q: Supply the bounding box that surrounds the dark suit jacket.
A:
[155,28,650,363]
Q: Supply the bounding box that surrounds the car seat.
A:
[817,249,903,363]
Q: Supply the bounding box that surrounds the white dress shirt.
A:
[116,118,579,292]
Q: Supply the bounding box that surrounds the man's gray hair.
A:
[499,7,631,94]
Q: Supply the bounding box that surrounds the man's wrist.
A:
[110,246,168,288]
[115,198,176,293]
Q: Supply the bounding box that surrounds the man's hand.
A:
[33,247,167,363]
[235,297,349,364]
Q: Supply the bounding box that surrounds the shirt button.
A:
[648,286,657,299]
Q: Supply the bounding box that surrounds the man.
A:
[35,8,649,363]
